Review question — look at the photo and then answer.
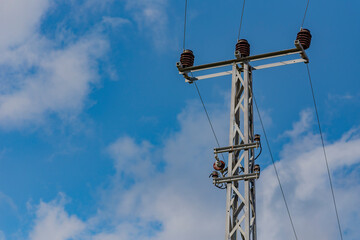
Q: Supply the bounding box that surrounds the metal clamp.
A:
[294,40,309,63]
[214,142,259,154]
[213,173,259,184]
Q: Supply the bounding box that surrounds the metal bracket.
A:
[213,173,259,184]
[214,142,259,154]
[178,46,306,73]
[176,62,195,82]
[294,40,309,63]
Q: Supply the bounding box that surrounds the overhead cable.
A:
[181,0,225,161]
[254,96,299,240]
[237,0,246,40]
[301,0,310,29]
[194,82,225,161]
[306,64,344,240]
[183,0,188,50]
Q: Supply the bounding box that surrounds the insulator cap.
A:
[211,171,219,178]
[213,160,225,171]
[254,134,261,142]
[254,164,260,173]
[180,49,195,68]
[235,39,250,57]
[296,29,312,50]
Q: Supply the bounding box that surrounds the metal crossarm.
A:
[176,40,308,83]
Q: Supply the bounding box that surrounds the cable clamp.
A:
[213,173,259,184]
[214,142,259,154]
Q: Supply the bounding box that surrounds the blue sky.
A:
[0,0,359,239]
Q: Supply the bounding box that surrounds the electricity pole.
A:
[177,30,311,240]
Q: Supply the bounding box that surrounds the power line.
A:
[305,64,344,240]
[299,1,343,239]
[181,0,224,161]
[183,0,188,50]
[194,82,225,161]
[254,96,299,240]
[301,0,310,29]
[237,0,246,40]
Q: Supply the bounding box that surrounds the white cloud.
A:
[29,194,85,240]
[97,104,360,240]
[107,136,155,182]
[0,0,109,128]
[82,0,113,11]
[0,0,50,49]
[0,192,17,211]
[88,101,228,240]
[124,0,168,47]
[102,17,131,28]
[283,109,313,138]
[258,113,360,240]
[0,35,107,128]
[0,0,171,129]
[328,93,357,101]
[23,103,360,240]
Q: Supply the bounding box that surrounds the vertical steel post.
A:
[225,62,256,240]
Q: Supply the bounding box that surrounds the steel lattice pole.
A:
[225,62,256,240]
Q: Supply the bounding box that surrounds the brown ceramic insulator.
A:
[254,164,260,173]
[235,39,250,57]
[296,29,312,50]
[180,49,195,68]
[213,160,226,171]
[254,134,260,142]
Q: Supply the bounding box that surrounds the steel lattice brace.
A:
[225,62,256,240]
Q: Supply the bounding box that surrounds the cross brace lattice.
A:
[224,62,256,240]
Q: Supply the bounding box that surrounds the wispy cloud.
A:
[28,193,85,240]
[124,0,169,47]
[0,192,17,212]
[0,0,172,129]
[328,93,356,101]
[258,113,360,240]
[102,17,131,28]
[0,35,108,128]
[0,0,109,129]
[0,0,50,49]
[282,108,313,139]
